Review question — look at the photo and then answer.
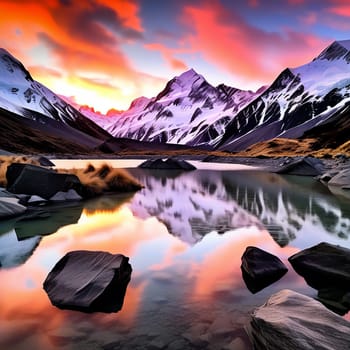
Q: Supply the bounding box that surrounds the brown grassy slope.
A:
[232,137,350,158]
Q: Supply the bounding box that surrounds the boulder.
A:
[328,167,350,186]
[289,242,350,314]
[241,246,288,293]
[43,250,132,313]
[289,242,350,289]
[0,197,26,218]
[248,289,350,350]
[6,163,81,200]
[276,156,324,176]
[36,156,55,167]
[139,158,196,170]
[49,189,82,202]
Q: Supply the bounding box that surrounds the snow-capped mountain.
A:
[0,48,111,142]
[217,40,350,151]
[102,40,350,152]
[107,69,263,148]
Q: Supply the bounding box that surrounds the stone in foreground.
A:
[289,242,350,288]
[139,158,196,170]
[248,289,350,350]
[241,246,288,293]
[43,250,132,313]
[289,242,350,314]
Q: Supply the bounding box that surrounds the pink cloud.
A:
[300,12,318,25]
[181,1,328,85]
[328,5,350,17]
[145,42,188,71]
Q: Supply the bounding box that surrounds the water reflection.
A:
[0,194,133,269]
[0,168,350,349]
[129,169,350,248]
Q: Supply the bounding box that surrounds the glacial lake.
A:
[1,160,350,350]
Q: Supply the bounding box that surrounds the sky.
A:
[1,0,350,114]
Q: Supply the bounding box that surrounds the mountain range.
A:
[1,40,350,155]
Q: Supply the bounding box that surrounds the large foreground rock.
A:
[249,289,350,350]
[289,242,350,314]
[241,246,288,293]
[289,242,350,289]
[43,250,132,313]
[139,158,196,170]
[6,163,81,200]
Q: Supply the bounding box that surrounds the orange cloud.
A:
[0,0,165,112]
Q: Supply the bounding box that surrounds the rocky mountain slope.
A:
[107,69,264,148]
[217,40,350,151]
[0,49,112,143]
[101,40,350,153]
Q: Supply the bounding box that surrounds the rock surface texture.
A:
[43,250,132,313]
[249,289,350,350]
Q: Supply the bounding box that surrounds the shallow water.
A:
[1,163,350,350]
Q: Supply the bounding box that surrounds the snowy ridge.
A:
[107,69,263,148]
[217,40,350,151]
[0,48,109,140]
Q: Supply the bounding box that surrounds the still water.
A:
[1,161,350,350]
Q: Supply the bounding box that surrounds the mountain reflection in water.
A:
[0,167,349,350]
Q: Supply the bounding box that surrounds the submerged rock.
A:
[241,246,288,293]
[248,289,350,350]
[139,158,196,170]
[6,163,81,200]
[289,242,350,314]
[43,250,132,313]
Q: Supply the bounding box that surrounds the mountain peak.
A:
[316,40,350,62]
[0,48,34,82]
[336,39,350,51]
[174,68,205,85]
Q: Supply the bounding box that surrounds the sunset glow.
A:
[1,0,349,113]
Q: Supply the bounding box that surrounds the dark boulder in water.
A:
[43,250,132,313]
[248,289,350,350]
[241,246,288,294]
[289,242,350,314]
[139,158,196,170]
